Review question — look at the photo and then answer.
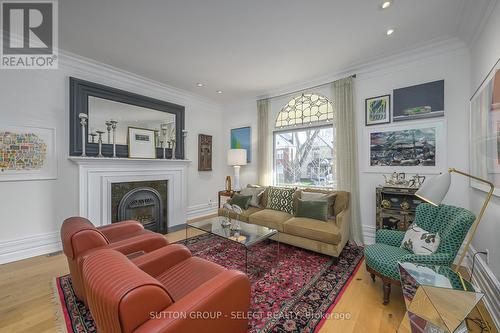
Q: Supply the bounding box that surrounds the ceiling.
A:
[59,0,492,102]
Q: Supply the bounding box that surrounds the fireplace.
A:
[111,180,168,233]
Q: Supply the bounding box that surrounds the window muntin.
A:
[275,93,333,128]
[274,126,334,187]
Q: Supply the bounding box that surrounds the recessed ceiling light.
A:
[196,83,204,87]
[386,28,395,36]
[216,90,223,94]
[381,1,392,9]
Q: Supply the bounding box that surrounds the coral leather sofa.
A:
[82,244,251,333]
[61,216,169,303]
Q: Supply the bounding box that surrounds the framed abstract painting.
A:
[230,126,251,162]
[365,94,391,126]
[470,58,500,196]
[0,125,57,181]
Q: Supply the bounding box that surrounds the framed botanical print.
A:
[365,95,391,126]
[198,134,212,171]
[128,127,156,159]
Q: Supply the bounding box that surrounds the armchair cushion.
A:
[364,243,412,281]
[400,252,453,266]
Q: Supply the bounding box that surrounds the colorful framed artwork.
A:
[365,94,391,126]
[127,127,156,159]
[470,58,500,196]
[0,125,57,181]
[393,80,444,122]
[364,120,445,174]
[198,134,212,171]
[230,126,251,162]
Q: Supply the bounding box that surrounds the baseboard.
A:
[0,232,61,265]
[362,225,376,245]
[465,246,500,330]
[186,203,218,220]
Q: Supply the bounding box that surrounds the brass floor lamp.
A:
[415,167,494,331]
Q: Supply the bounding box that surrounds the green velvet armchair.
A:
[364,203,475,304]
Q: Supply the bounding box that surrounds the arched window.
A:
[275,93,333,128]
[273,93,335,188]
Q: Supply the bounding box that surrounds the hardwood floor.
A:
[0,229,497,333]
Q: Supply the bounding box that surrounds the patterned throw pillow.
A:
[266,186,295,214]
[401,224,441,255]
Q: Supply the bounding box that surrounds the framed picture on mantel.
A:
[128,127,156,159]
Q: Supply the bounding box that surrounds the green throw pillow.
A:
[229,194,252,210]
[266,186,295,214]
[295,199,328,221]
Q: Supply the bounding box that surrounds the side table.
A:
[397,262,484,333]
[218,190,236,208]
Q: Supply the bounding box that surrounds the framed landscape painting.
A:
[365,94,391,126]
[231,126,251,162]
[365,120,445,173]
[0,125,57,181]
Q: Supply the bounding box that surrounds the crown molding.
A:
[256,37,468,101]
[58,50,224,113]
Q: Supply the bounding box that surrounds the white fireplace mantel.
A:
[69,157,191,230]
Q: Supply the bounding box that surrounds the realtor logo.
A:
[1,0,58,69]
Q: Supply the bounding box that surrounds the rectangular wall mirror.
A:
[69,77,185,159]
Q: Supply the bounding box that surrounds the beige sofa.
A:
[218,188,350,259]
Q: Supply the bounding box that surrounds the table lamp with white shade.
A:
[227,149,247,191]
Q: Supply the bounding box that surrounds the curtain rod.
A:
[257,74,356,102]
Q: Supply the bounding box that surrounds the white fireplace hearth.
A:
[69,157,191,231]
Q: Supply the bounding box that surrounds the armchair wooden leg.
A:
[370,273,375,282]
[382,282,391,305]
[331,256,339,265]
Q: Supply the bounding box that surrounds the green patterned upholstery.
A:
[365,203,475,281]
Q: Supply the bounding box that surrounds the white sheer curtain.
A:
[257,99,272,185]
[332,77,364,245]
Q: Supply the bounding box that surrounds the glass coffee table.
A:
[185,216,279,275]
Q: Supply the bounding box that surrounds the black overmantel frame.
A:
[69,77,185,159]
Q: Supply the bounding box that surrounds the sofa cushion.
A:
[301,189,349,216]
[295,199,328,221]
[240,186,266,207]
[248,209,292,232]
[266,186,295,214]
[229,194,253,210]
[218,206,262,222]
[283,217,341,245]
[300,191,336,219]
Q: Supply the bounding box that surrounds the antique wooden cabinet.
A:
[376,186,424,231]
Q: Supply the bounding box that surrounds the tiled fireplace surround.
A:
[69,157,190,232]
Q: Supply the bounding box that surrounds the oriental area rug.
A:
[53,234,363,333]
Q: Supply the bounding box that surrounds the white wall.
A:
[356,47,471,243]
[0,53,225,263]
[469,0,500,279]
[222,43,471,243]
